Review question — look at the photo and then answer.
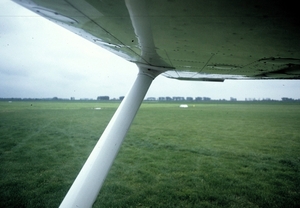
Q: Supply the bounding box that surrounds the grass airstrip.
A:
[0,101,299,207]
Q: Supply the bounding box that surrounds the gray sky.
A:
[1,0,300,101]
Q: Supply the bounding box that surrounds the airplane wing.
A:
[12,0,300,82]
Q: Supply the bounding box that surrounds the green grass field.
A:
[1,101,299,207]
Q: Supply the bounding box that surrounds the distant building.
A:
[203,97,211,101]
[97,96,109,101]
[173,97,185,101]
[282,97,294,101]
[146,97,156,101]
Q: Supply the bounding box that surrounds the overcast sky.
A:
[1,0,300,101]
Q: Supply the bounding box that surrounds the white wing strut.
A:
[60,0,172,206]
[59,67,162,208]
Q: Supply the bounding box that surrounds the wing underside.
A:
[13,0,300,81]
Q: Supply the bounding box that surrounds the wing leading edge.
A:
[13,0,300,81]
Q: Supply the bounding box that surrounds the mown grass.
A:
[0,101,299,207]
